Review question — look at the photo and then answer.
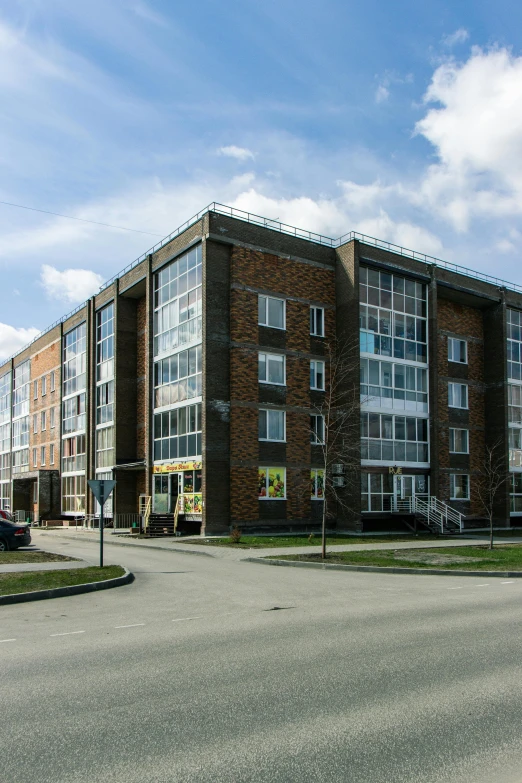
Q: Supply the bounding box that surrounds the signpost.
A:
[87,480,116,568]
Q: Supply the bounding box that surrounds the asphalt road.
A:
[2,532,522,783]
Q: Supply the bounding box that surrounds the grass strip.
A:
[0,565,125,596]
[182,534,444,549]
[0,550,78,564]
[271,545,522,570]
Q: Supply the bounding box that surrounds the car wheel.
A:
[0,538,8,552]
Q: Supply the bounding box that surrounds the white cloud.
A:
[442,29,469,48]
[40,265,104,303]
[0,323,40,361]
[218,145,255,162]
[375,84,390,103]
[132,2,169,27]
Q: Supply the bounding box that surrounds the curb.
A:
[33,532,215,558]
[243,557,522,578]
[0,567,135,606]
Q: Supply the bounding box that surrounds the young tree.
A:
[310,338,361,560]
[476,439,510,550]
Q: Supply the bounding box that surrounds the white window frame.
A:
[41,376,47,396]
[258,295,286,330]
[448,382,468,409]
[33,414,38,434]
[448,337,468,364]
[33,380,38,400]
[50,371,55,392]
[259,409,286,442]
[258,352,286,386]
[32,447,37,468]
[41,410,46,431]
[40,446,46,466]
[50,444,55,465]
[450,474,470,500]
[310,360,325,391]
[310,307,325,337]
[449,428,469,454]
[50,407,55,429]
[311,414,325,444]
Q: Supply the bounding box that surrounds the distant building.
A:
[0,204,520,533]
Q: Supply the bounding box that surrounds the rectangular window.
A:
[359,266,428,363]
[33,380,38,399]
[63,393,86,434]
[310,360,325,391]
[310,414,325,444]
[32,447,37,468]
[50,444,55,465]
[61,474,86,514]
[153,403,202,461]
[153,244,202,356]
[41,446,46,466]
[310,307,325,337]
[154,345,202,408]
[96,426,115,468]
[63,323,87,397]
[50,371,55,392]
[448,382,468,409]
[448,338,467,364]
[33,414,38,434]
[507,309,522,381]
[450,474,470,500]
[258,467,286,499]
[259,409,286,442]
[50,407,55,429]
[33,482,38,504]
[96,381,114,424]
[62,435,86,473]
[258,295,285,329]
[360,412,429,463]
[41,376,47,396]
[311,468,325,500]
[41,410,46,431]
[449,428,469,454]
[259,353,285,385]
[96,303,115,382]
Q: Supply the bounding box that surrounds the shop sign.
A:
[153,460,202,474]
[388,466,403,475]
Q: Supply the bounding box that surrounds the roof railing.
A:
[3,201,522,368]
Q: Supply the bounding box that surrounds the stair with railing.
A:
[393,496,464,535]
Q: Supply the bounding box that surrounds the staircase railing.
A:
[392,495,464,534]
[173,497,180,535]
[139,496,151,534]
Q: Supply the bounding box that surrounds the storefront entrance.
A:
[392,474,429,511]
[153,466,202,515]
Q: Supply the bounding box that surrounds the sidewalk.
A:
[30,528,521,562]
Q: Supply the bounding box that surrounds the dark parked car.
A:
[0,519,31,551]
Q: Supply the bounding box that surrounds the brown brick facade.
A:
[437,299,485,516]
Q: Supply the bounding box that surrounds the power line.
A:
[0,199,165,237]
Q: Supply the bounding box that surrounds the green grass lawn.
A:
[272,544,522,570]
[0,565,125,596]
[184,533,445,549]
[0,550,78,564]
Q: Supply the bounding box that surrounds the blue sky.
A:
[2,0,522,358]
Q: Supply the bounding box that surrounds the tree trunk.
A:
[322,497,327,560]
[489,511,494,550]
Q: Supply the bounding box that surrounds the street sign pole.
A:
[87,479,116,569]
[100,486,104,568]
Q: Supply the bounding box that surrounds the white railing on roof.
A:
[3,202,522,370]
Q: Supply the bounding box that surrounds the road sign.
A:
[88,479,116,506]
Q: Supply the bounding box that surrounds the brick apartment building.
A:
[0,203,521,534]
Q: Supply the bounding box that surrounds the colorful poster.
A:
[259,467,286,499]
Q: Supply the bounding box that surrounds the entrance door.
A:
[394,475,414,511]
[169,473,180,514]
